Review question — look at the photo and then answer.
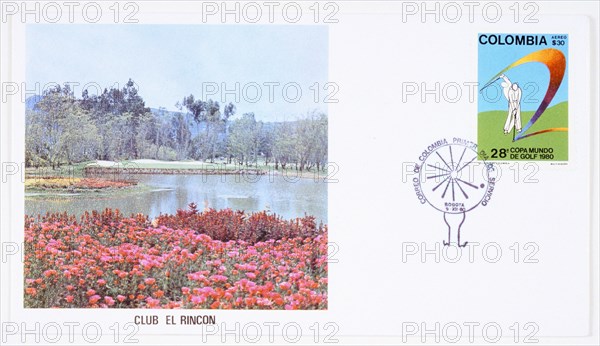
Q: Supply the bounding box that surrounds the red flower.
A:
[104,296,115,306]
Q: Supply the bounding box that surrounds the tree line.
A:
[26,79,328,172]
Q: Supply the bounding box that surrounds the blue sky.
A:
[27,25,328,121]
[478,33,568,113]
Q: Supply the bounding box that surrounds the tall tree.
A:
[57,107,101,164]
[228,113,258,166]
[80,79,149,160]
[169,113,192,160]
[29,85,75,168]
[272,121,296,170]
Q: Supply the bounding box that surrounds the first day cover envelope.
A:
[0,1,598,345]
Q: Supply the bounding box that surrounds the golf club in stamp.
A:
[478,33,568,161]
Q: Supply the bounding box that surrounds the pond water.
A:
[25,174,328,223]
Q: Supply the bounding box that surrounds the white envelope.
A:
[1,1,598,345]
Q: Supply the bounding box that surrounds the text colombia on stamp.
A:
[478,33,568,162]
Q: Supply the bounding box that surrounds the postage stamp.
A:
[478,33,568,161]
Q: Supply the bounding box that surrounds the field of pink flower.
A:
[24,206,327,309]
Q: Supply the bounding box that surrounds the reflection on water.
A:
[26,174,328,223]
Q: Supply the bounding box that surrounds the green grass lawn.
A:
[478,101,568,161]
[27,159,328,179]
[96,160,316,172]
[25,161,93,178]
[109,160,244,170]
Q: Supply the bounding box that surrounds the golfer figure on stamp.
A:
[500,74,522,135]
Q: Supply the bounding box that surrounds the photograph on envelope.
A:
[22,25,328,310]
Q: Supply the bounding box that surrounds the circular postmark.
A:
[419,141,490,213]
[413,137,496,246]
